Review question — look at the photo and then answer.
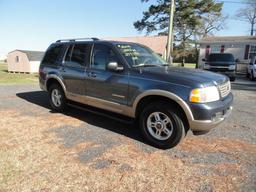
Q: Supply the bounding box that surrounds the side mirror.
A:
[235,59,240,63]
[202,58,206,62]
[107,62,124,72]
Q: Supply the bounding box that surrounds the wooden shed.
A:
[7,50,44,73]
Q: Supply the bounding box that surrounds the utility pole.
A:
[166,0,175,64]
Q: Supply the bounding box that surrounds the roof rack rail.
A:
[56,37,99,43]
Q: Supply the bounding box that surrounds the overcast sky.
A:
[0,0,250,55]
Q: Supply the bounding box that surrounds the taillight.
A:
[39,68,44,77]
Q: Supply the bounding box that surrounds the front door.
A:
[85,43,129,113]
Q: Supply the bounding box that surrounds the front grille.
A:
[209,68,229,72]
[218,81,231,98]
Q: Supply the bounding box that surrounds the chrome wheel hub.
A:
[51,89,62,107]
[146,112,173,141]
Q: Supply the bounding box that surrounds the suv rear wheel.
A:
[139,102,186,149]
[49,84,67,112]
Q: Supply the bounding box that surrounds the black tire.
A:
[246,71,250,78]
[48,83,67,112]
[139,102,187,149]
[230,77,236,82]
[250,70,255,81]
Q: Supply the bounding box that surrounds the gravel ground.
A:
[0,76,255,191]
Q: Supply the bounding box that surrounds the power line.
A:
[216,0,256,4]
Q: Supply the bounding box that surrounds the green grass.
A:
[0,62,38,84]
[172,63,196,69]
[0,61,196,84]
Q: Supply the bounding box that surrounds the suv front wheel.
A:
[139,102,186,149]
[49,84,67,112]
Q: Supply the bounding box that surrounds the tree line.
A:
[134,0,256,66]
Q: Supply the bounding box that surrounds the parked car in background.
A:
[246,56,256,81]
[39,38,233,149]
[202,53,237,81]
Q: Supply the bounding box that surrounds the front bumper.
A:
[206,69,236,78]
[221,71,236,78]
[188,93,233,131]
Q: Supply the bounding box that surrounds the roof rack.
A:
[56,37,99,43]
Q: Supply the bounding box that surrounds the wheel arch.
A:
[46,75,66,93]
[133,90,193,128]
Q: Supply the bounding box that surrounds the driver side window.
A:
[91,44,119,70]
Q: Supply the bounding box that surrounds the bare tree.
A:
[199,14,228,38]
[236,0,256,36]
[193,14,227,68]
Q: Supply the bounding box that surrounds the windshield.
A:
[115,43,168,67]
[208,54,235,62]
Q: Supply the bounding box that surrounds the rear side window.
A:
[64,44,89,67]
[42,44,64,65]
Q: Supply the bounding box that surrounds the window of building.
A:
[226,44,240,48]
[211,45,221,53]
[15,56,19,63]
[249,45,256,59]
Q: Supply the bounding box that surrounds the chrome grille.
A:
[218,81,231,98]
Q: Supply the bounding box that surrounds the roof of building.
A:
[200,36,256,44]
[8,50,44,61]
[104,36,168,54]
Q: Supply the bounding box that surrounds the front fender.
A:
[132,89,194,122]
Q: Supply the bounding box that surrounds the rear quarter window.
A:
[42,44,65,65]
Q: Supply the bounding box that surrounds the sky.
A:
[0,0,251,56]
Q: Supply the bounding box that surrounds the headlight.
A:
[190,86,220,103]
[228,65,236,70]
[204,64,210,69]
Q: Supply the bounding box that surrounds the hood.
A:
[132,66,228,88]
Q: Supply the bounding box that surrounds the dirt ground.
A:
[0,77,255,192]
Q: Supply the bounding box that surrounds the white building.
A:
[198,36,256,71]
[7,50,44,73]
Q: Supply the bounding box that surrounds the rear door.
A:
[61,43,91,96]
[85,43,129,113]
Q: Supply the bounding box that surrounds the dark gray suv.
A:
[39,38,233,149]
[203,53,237,81]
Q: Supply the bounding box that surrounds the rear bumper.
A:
[188,93,233,131]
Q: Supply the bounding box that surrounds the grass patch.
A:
[0,62,38,84]
[172,63,196,69]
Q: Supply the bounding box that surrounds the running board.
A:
[67,102,135,125]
